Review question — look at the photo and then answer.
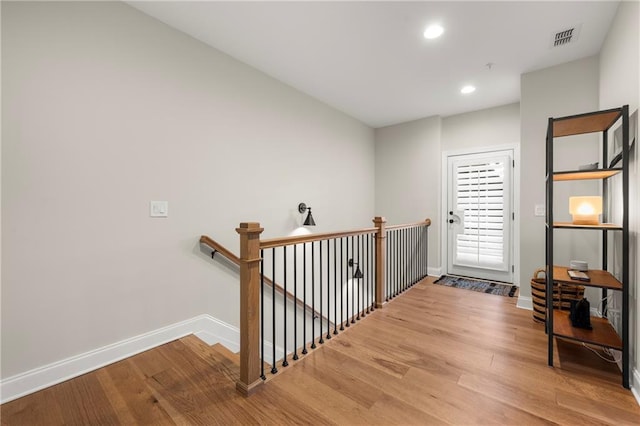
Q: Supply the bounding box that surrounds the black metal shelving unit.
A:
[545,105,629,388]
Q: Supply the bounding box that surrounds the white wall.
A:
[519,56,601,308]
[598,0,640,396]
[1,1,374,380]
[441,103,520,152]
[374,116,442,270]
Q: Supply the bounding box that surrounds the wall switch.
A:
[534,204,545,217]
[150,201,168,217]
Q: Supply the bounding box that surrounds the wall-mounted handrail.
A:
[200,235,240,264]
[199,235,329,324]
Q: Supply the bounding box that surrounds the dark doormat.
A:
[433,275,518,297]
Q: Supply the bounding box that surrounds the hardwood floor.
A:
[3,277,639,425]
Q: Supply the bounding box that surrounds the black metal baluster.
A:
[404,228,408,290]
[409,227,412,286]
[334,238,338,335]
[311,242,317,349]
[302,243,308,355]
[411,227,418,285]
[271,248,278,374]
[424,226,428,278]
[360,234,364,317]
[364,233,369,315]
[416,226,420,280]
[402,228,405,292]
[340,238,345,331]
[408,227,412,286]
[425,226,429,279]
[421,226,424,279]
[390,231,394,300]
[420,226,423,279]
[387,231,391,301]
[418,226,422,280]
[319,240,324,344]
[390,230,394,298]
[355,235,360,321]
[392,230,396,298]
[408,227,411,286]
[260,249,266,380]
[385,233,389,301]
[398,229,407,295]
[396,229,400,296]
[326,239,332,340]
[293,245,298,361]
[411,226,415,285]
[357,234,362,320]
[416,226,419,282]
[395,230,399,296]
[369,233,374,311]
[346,236,351,327]
[282,246,288,367]
[351,235,358,324]
[398,229,402,294]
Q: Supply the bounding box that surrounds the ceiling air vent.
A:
[551,25,581,48]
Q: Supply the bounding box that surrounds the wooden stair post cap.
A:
[236,222,264,234]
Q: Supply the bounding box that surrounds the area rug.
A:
[433,275,518,297]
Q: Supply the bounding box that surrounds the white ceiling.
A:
[127,1,620,128]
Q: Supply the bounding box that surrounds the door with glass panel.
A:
[447,150,513,283]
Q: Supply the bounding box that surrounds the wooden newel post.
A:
[236,222,264,396]
[373,216,387,309]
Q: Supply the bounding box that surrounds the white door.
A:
[447,150,513,283]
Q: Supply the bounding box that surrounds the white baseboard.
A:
[427,266,442,277]
[632,368,640,407]
[0,314,239,404]
[193,315,240,352]
[516,296,533,310]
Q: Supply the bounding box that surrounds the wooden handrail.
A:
[200,235,240,264]
[199,235,329,324]
[386,218,431,231]
[260,227,378,249]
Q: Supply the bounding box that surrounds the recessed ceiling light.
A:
[423,24,444,39]
[460,85,476,94]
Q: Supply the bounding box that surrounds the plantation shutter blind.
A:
[454,159,508,270]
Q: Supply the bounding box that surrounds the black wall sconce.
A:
[348,258,363,279]
[298,202,316,226]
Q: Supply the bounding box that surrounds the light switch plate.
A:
[534,204,545,217]
[150,201,168,217]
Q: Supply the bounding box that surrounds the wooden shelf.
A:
[553,109,622,137]
[553,310,622,350]
[553,169,622,181]
[553,222,622,230]
[552,266,622,290]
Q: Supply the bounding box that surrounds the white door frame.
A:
[441,143,520,286]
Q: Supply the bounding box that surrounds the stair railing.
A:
[234,216,431,396]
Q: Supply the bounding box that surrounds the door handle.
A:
[449,211,463,225]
